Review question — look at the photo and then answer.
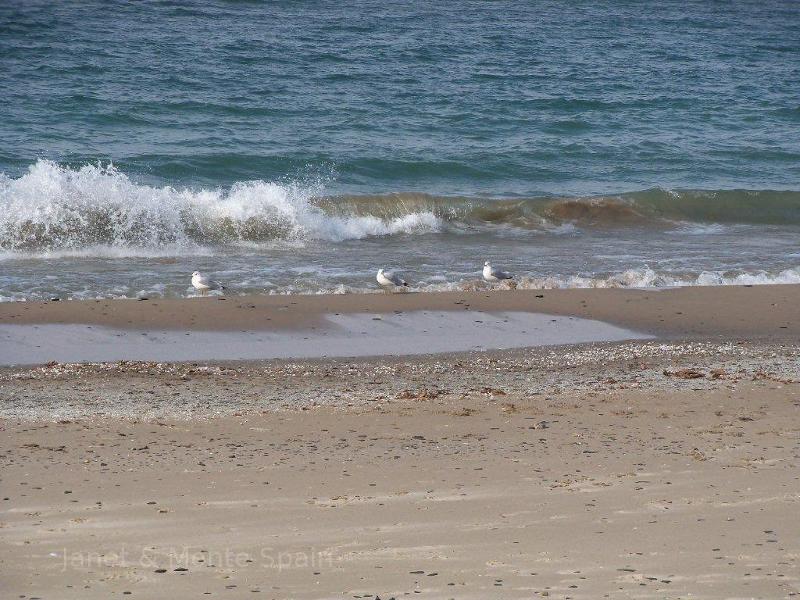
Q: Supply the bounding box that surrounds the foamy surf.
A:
[3,161,800,255]
[0,160,442,252]
[1,267,799,303]
[1,161,799,301]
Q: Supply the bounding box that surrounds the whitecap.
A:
[0,160,442,254]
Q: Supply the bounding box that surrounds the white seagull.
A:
[377,268,409,293]
[191,271,226,295]
[483,261,514,283]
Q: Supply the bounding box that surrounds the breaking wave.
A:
[323,188,800,229]
[2,160,800,253]
[0,161,441,251]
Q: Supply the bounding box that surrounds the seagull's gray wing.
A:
[388,272,407,286]
[492,267,514,280]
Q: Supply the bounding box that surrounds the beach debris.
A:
[1,340,797,420]
[663,368,705,379]
[689,448,707,461]
[396,388,442,400]
[480,386,506,396]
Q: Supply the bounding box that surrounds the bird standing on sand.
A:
[483,261,514,284]
[191,271,226,296]
[377,268,409,293]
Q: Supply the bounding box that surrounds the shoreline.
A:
[1,284,797,366]
[0,284,797,333]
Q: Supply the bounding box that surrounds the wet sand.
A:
[0,284,796,366]
[0,311,651,366]
[1,286,799,599]
[0,284,797,339]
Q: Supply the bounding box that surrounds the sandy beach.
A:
[4,1,799,597]
[1,285,799,599]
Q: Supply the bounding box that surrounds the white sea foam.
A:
[512,267,800,289]
[668,222,730,235]
[0,244,218,261]
[1,266,798,302]
[409,267,800,293]
[542,222,580,235]
[694,268,800,286]
[0,160,442,252]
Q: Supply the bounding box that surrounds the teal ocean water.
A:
[1,1,799,299]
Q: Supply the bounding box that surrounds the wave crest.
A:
[0,160,441,251]
[2,160,800,252]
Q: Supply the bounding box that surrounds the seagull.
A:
[483,261,514,284]
[377,268,409,293]
[191,271,226,296]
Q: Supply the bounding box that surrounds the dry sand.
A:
[1,285,799,599]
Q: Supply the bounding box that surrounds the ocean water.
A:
[1,1,799,300]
